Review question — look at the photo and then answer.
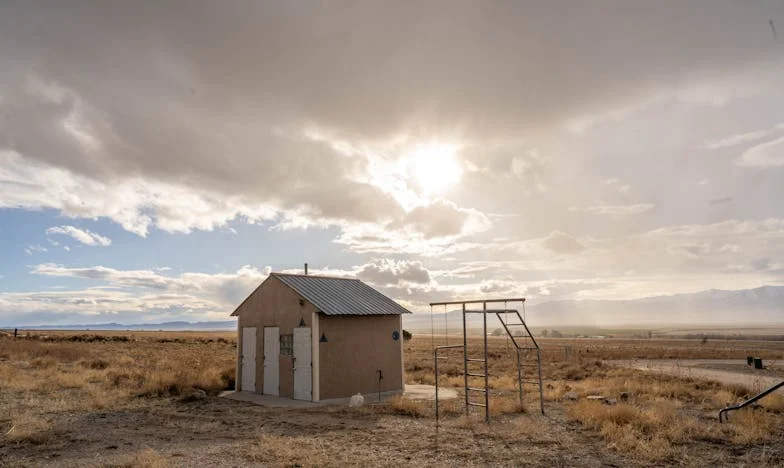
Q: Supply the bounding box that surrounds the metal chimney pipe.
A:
[304,263,308,275]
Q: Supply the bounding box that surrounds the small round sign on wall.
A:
[392,330,400,341]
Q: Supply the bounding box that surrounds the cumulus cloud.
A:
[429,218,784,302]
[0,150,280,237]
[0,289,226,326]
[478,280,521,295]
[8,213,784,321]
[2,263,273,324]
[46,225,111,246]
[32,263,271,305]
[11,261,429,322]
[393,199,490,239]
[332,200,490,256]
[356,259,432,286]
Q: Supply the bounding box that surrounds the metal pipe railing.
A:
[719,380,784,423]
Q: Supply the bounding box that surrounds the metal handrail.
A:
[719,380,784,423]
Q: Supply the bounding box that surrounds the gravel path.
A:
[610,359,784,394]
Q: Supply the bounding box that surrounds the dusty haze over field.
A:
[1,1,784,326]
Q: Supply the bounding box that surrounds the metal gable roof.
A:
[272,273,411,316]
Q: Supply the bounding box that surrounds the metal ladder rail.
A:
[495,311,545,414]
[461,303,491,422]
[434,344,466,425]
[482,302,489,422]
[495,311,525,408]
[719,380,784,423]
[514,310,545,415]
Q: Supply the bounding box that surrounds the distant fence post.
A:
[14,328,17,338]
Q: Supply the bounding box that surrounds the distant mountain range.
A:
[7,285,783,331]
[403,285,784,330]
[11,321,237,331]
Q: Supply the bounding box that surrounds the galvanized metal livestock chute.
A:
[429,298,544,424]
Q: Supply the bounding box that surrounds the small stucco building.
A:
[231,273,411,401]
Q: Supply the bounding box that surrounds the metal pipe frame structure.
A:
[431,298,526,306]
[430,297,543,424]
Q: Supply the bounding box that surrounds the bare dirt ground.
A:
[2,332,784,466]
[4,397,641,467]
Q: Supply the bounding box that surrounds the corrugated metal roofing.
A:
[272,273,411,316]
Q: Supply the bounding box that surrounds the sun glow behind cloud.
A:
[361,140,465,211]
[406,143,462,197]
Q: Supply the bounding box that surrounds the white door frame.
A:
[240,327,256,392]
[263,327,280,396]
[311,312,320,401]
[293,327,312,401]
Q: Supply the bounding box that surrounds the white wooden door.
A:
[241,327,256,392]
[293,327,312,401]
[263,327,279,396]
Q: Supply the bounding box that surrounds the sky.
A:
[1,1,784,325]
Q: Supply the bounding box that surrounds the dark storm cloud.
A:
[2,1,783,180]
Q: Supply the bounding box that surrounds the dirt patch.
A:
[610,359,784,394]
[2,397,639,467]
[692,361,784,378]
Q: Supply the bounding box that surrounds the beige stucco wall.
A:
[318,314,404,400]
[236,276,316,397]
[235,275,406,401]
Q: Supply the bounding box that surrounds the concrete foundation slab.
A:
[220,391,322,407]
[220,385,455,407]
[403,384,457,401]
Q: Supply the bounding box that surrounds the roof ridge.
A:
[271,272,360,281]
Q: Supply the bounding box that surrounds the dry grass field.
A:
[2,330,784,466]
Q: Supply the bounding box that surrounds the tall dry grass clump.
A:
[377,396,431,418]
[760,393,784,413]
[3,414,52,445]
[136,364,233,397]
[568,400,685,461]
[489,395,525,416]
[727,408,780,444]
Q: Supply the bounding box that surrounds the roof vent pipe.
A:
[304,263,308,275]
